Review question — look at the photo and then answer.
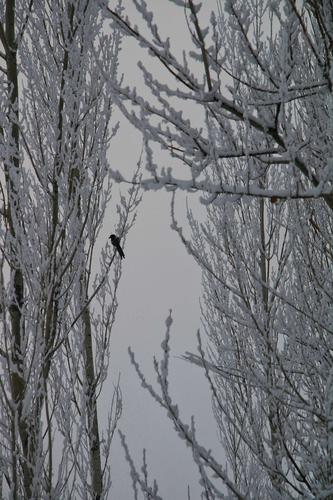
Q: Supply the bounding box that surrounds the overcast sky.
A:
[108,114,219,500]
[103,2,221,498]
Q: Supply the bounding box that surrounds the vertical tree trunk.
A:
[259,195,282,494]
[82,280,103,499]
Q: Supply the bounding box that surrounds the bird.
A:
[109,234,125,259]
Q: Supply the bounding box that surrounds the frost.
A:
[104,1,333,498]
[0,2,140,497]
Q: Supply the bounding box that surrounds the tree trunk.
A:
[82,278,103,499]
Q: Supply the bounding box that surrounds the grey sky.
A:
[103,2,220,497]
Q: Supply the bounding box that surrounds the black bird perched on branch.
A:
[109,234,125,259]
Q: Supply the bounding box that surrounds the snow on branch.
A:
[98,0,333,210]
[125,311,246,499]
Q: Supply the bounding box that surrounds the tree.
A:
[100,0,333,498]
[0,1,140,497]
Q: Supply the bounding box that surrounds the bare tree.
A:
[0,1,140,498]
[100,1,333,498]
